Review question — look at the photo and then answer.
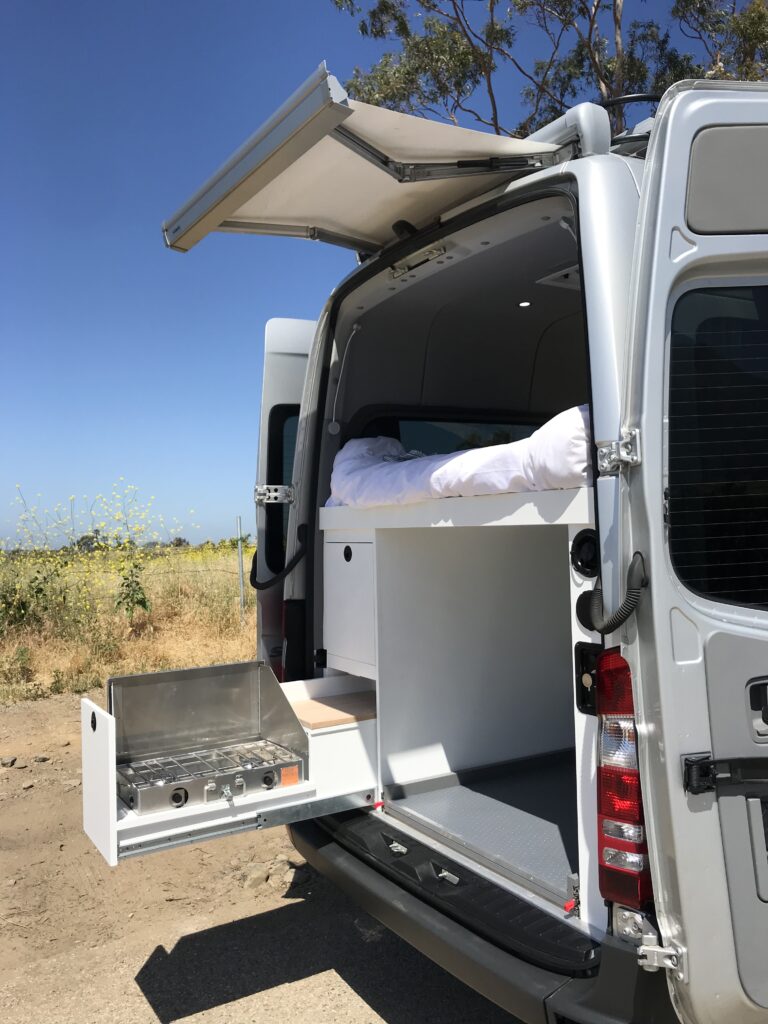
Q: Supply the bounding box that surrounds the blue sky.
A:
[1,0,672,544]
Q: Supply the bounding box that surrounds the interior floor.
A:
[386,749,578,905]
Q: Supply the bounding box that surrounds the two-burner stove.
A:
[116,737,304,814]
[109,662,309,816]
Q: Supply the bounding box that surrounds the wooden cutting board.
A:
[290,690,376,730]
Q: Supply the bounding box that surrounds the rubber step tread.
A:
[319,811,599,977]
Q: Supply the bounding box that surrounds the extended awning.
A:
[162,63,558,255]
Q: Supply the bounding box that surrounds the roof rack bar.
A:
[602,93,661,109]
[527,102,611,157]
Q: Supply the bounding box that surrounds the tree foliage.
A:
[333,0,768,134]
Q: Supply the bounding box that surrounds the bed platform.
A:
[319,484,593,532]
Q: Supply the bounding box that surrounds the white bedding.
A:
[327,405,590,509]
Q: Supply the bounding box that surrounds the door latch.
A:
[683,753,717,794]
[254,484,295,506]
[596,428,642,476]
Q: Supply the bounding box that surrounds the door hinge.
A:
[596,428,642,476]
[637,937,688,982]
[254,484,295,506]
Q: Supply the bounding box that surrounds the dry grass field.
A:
[0,542,257,704]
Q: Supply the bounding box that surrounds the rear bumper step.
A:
[319,810,598,977]
[291,814,679,1024]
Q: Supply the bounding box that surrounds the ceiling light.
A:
[519,301,531,308]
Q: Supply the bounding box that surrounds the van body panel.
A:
[624,80,768,1022]
[555,156,641,609]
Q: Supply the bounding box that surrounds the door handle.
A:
[748,678,768,739]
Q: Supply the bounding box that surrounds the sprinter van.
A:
[81,66,768,1024]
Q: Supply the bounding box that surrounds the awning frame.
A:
[161,62,572,255]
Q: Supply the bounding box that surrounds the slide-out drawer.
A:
[81,662,377,865]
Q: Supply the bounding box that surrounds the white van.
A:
[81,66,768,1024]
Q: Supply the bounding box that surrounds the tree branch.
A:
[434,0,502,133]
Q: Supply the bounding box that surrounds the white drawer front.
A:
[324,540,376,671]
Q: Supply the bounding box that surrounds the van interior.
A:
[317,194,594,914]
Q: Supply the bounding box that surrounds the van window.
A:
[668,285,768,608]
[362,416,537,455]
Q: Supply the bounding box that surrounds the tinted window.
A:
[399,420,536,455]
[361,417,537,456]
[668,286,768,607]
[265,406,299,574]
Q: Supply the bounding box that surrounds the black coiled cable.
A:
[589,551,648,635]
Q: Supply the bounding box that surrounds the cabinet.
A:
[323,535,377,676]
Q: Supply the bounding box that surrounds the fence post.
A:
[236,515,245,624]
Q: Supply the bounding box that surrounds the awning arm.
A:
[331,124,561,183]
[217,220,378,254]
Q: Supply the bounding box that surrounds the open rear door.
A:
[255,318,314,674]
[623,81,768,1023]
[162,63,558,256]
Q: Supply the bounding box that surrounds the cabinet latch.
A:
[596,428,642,476]
[254,484,296,506]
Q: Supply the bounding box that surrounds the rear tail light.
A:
[595,650,635,714]
[599,717,638,769]
[596,649,653,909]
[602,819,644,843]
[598,764,642,820]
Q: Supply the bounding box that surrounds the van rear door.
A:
[623,80,768,1023]
[161,63,558,256]
[255,318,314,673]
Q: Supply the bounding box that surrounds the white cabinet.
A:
[323,536,377,676]
[320,488,594,684]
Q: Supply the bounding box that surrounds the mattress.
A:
[327,405,590,510]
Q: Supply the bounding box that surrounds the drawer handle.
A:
[343,545,353,562]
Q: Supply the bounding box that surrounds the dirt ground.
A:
[0,694,515,1023]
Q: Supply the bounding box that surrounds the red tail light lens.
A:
[598,864,654,907]
[595,650,634,715]
[598,765,642,820]
[596,649,652,910]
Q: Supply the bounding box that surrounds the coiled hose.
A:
[249,524,308,592]
[589,551,648,635]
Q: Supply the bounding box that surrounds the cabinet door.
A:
[323,540,376,675]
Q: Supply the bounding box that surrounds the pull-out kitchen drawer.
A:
[323,536,376,676]
[82,662,377,865]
